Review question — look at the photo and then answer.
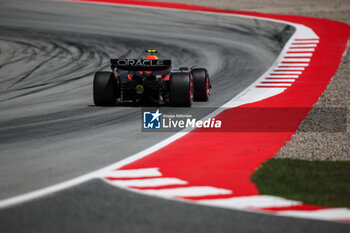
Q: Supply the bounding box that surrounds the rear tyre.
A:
[192,68,210,101]
[170,72,193,107]
[93,71,118,106]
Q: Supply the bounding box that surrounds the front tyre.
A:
[93,71,118,106]
[192,68,210,101]
[170,72,194,107]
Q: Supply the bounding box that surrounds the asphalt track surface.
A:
[0,0,283,199]
[1,0,348,232]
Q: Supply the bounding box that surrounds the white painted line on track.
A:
[258,83,293,86]
[288,48,315,52]
[294,39,319,43]
[0,172,99,209]
[277,208,350,221]
[142,186,233,197]
[256,86,288,89]
[262,81,295,83]
[271,71,302,74]
[264,79,296,82]
[267,75,299,78]
[104,168,161,178]
[108,178,187,187]
[290,44,317,47]
[292,41,319,43]
[198,195,302,208]
[275,67,305,70]
[284,53,313,57]
[279,63,309,66]
[282,58,311,62]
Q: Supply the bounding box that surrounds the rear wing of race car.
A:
[111,59,171,71]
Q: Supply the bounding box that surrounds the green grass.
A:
[251,158,350,208]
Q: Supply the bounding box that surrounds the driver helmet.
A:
[145,55,158,75]
[145,55,158,60]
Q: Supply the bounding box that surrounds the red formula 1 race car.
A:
[93,50,211,107]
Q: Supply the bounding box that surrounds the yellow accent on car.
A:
[135,85,144,94]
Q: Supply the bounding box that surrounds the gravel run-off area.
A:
[151,0,350,161]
